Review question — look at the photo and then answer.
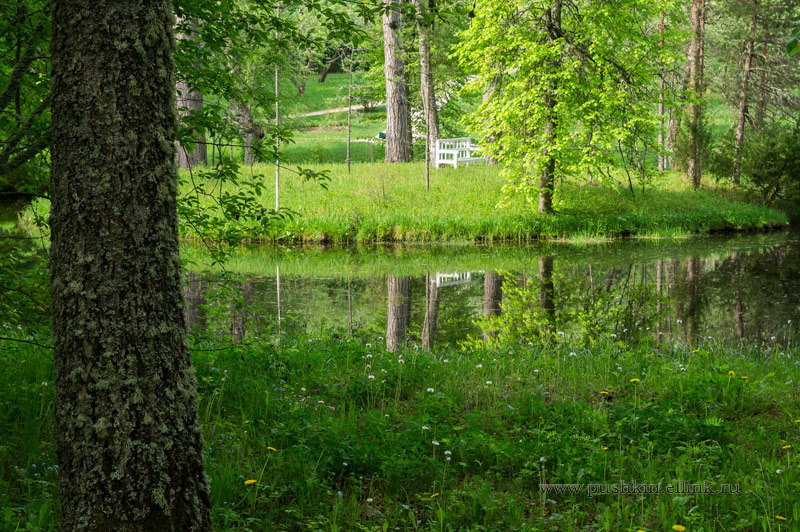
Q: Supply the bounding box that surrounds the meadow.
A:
[174,161,787,244]
[2,334,798,531]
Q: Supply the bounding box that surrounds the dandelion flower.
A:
[602,446,609,451]
[427,387,435,393]
[422,425,430,430]
[776,469,783,474]
[672,526,686,532]
[244,479,257,485]
[486,381,492,385]
[267,446,277,452]
[368,375,375,380]
[430,493,439,498]
[366,497,374,503]
[776,515,787,521]
[728,370,735,376]
[782,445,791,449]
[630,378,640,383]
[432,440,440,446]
[444,450,452,455]
[741,376,748,380]
[600,390,610,395]
[476,364,483,369]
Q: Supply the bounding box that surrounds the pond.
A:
[184,230,800,351]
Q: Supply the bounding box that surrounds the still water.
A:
[185,231,800,350]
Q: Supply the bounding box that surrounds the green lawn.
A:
[176,162,788,243]
[3,336,798,530]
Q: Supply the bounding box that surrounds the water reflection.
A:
[186,232,800,349]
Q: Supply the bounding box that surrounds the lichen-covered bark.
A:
[50,2,212,530]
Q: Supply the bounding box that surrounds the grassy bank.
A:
[2,335,798,530]
[180,162,787,243]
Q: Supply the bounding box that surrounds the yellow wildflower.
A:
[630,378,640,383]
[782,445,791,450]
[741,376,748,380]
[244,479,257,485]
[728,370,735,376]
[600,390,610,395]
[267,446,277,452]
[602,447,609,451]
[672,526,686,532]
[430,493,439,498]
[776,515,787,521]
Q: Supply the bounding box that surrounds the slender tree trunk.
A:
[383,0,412,162]
[185,272,208,333]
[686,0,705,189]
[733,8,758,185]
[50,2,211,529]
[482,75,500,166]
[539,256,555,325]
[755,20,769,129]
[422,272,440,349]
[232,96,258,164]
[658,10,666,172]
[539,1,561,214]
[317,52,340,83]
[482,272,503,341]
[413,0,440,163]
[231,281,253,343]
[176,16,207,169]
[386,275,409,352]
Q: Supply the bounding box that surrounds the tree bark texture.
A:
[686,0,704,189]
[413,0,440,163]
[386,275,410,352]
[383,0,412,162]
[421,272,440,350]
[732,9,758,184]
[176,16,207,169]
[50,2,212,529]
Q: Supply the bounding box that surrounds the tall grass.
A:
[2,335,798,530]
[178,162,788,244]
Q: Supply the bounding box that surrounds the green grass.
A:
[181,162,788,244]
[3,335,799,530]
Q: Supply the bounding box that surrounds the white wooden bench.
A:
[435,138,486,168]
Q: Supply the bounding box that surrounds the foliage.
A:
[456,0,687,207]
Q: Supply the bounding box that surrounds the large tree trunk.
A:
[482,272,503,341]
[386,275,410,352]
[686,0,705,189]
[413,0,440,163]
[733,9,758,185]
[176,16,207,169]
[50,2,212,529]
[421,272,440,349]
[383,0,412,162]
[539,1,561,214]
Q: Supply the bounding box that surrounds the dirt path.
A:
[291,101,383,118]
